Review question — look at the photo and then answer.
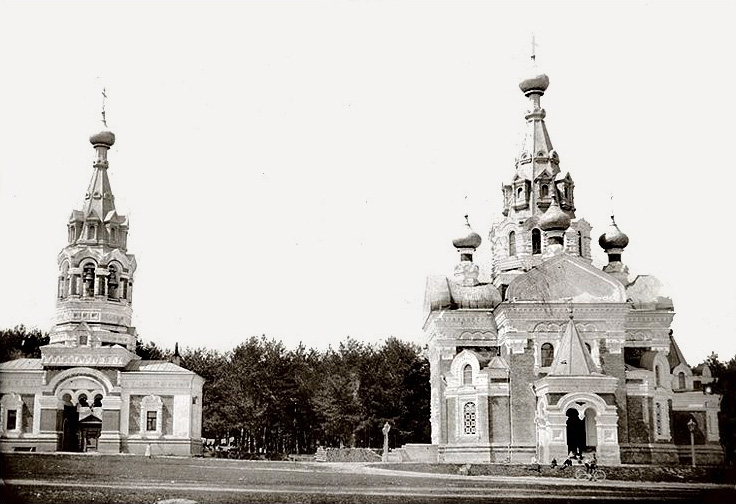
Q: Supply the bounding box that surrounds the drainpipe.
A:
[507,366,512,463]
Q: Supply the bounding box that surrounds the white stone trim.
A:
[0,393,24,438]
[140,395,163,438]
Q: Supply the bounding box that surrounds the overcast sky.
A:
[1,1,734,364]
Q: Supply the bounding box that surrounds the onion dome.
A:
[519,66,549,96]
[598,216,629,250]
[452,215,482,249]
[90,128,115,147]
[538,195,571,231]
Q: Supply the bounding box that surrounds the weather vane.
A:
[101,87,108,127]
[610,193,616,221]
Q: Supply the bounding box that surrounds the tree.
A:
[135,339,170,360]
[0,325,49,362]
[179,347,231,442]
[703,352,736,465]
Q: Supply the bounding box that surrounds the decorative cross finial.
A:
[101,87,108,127]
[464,214,470,227]
[531,33,538,62]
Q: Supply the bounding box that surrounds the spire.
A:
[50,93,137,354]
[172,342,182,367]
[84,88,118,223]
[517,51,558,184]
[502,42,573,221]
[547,314,598,376]
[66,90,129,250]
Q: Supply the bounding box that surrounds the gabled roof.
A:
[548,318,598,376]
[507,253,626,303]
[125,360,196,373]
[0,358,43,370]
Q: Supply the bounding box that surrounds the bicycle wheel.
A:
[574,467,588,480]
[593,469,606,481]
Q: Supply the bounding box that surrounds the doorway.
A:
[565,408,585,457]
[78,417,102,452]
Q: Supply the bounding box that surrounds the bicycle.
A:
[574,466,606,481]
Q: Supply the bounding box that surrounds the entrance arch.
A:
[535,391,621,465]
[51,372,109,452]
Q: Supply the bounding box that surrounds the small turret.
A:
[453,215,481,287]
[539,195,571,257]
[599,216,631,284]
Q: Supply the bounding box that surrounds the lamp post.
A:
[687,418,697,468]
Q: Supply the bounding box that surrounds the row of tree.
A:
[176,336,431,454]
[3,326,430,454]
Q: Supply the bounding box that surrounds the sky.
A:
[1,0,735,364]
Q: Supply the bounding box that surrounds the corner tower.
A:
[48,115,138,352]
[490,56,591,290]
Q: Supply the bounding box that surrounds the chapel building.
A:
[0,118,203,455]
[423,60,723,465]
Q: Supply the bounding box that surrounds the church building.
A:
[0,116,203,455]
[423,60,722,465]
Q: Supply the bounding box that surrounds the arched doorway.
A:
[61,393,79,452]
[50,370,112,452]
[565,408,585,457]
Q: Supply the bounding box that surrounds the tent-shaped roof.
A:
[548,317,598,376]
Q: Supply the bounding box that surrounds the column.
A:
[98,395,123,453]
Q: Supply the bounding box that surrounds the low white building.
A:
[0,120,203,455]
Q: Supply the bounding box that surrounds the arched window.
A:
[107,265,119,300]
[540,184,549,198]
[78,394,88,408]
[541,343,554,367]
[516,187,523,200]
[654,365,661,388]
[577,231,583,256]
[584,342,592,354]
[58,261,69,300]
[93,394,103,408]
[532,229,542,255]
[678,372,686,390]
[87,225,96,240]
[463,402,477,435]
[508,231,516,256]
[462,364,472,385]
[83,263,95,297]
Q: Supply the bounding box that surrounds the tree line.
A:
[2,326,430,455]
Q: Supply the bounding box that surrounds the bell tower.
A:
[47,103,138,354]
[490,54,592,291]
